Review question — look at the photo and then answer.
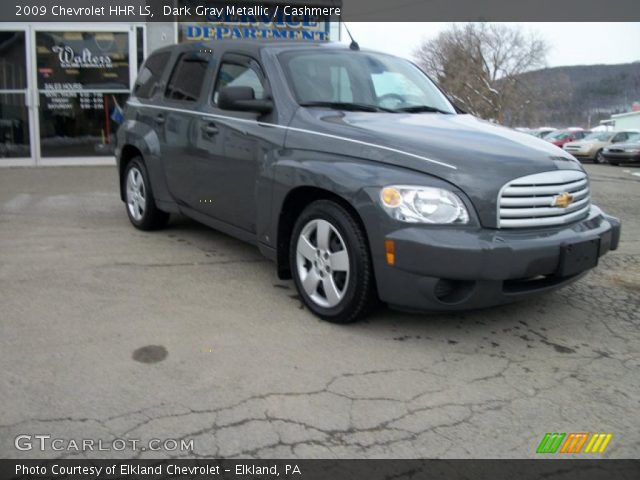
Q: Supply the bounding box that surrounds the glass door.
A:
[33,26,135,163]
[0,27,34,165]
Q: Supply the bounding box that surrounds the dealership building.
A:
[0,1,340,166]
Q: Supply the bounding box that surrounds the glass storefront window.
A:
[35,30,131,157]
[0,31,28,90]
[36,31,130,90]
[0,93,30,158]
[39,92,128,157]
[0,30,31,158]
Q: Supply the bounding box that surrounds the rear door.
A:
[129,50,174,204]
[159,50,214,205]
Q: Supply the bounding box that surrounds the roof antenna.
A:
[343,23,360,51]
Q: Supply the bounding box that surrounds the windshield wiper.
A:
[299,101,396,113]
[394,105,453,114]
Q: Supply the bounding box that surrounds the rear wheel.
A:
[290,200,376,323]
[123,157,169,230]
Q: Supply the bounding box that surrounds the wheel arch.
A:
[275,186,369,280]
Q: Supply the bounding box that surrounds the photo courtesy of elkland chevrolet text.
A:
[116,39,621,323]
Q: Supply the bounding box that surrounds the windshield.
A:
[583,132,612,141]
[545,131,570,140]
[278,49,456,113]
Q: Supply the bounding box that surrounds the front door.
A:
[194,53,284,234]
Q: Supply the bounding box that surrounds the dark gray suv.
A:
[116,40,621,323]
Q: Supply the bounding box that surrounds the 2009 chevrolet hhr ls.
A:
[117,40,621,323]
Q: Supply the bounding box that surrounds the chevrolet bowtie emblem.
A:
[552,192,574,208]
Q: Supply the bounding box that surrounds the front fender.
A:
[267,150,478,271]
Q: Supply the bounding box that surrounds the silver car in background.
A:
[564,130,640,164]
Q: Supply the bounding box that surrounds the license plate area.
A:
[558,238,600,277]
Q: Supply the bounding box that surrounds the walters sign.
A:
[50,46,113,69]
[36,31,130,90]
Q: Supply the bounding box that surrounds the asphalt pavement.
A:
[1,164,638,459]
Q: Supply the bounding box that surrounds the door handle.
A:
[201,122,219,135]
[155,114,165,125]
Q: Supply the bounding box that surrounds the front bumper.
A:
[563,149,595,160]
[602,151,640,163]
[374,206,621,311]
[568,152,595,161]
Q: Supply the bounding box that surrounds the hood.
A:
[565,140,604,150]
[566,140,600,146]
[286,110,583,227]
[605,142,640,150]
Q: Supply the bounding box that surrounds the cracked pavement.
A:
[1,164,638,459]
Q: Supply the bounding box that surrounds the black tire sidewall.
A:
[123,157,163,230]
[290,201,372,322]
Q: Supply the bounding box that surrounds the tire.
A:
[123,157,169,230]
[594,150,606,164]
[290,200,376,323]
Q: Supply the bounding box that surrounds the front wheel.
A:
[123,157,169,230]
[595,150,606,164]
[290,200,376,323]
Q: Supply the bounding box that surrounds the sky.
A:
[339,23,640,68]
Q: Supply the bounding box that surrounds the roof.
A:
[153,39,350,56]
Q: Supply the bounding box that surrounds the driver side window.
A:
[612,133,627,143]
[213,56,265,105]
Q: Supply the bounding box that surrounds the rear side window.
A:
[134,52,170,99]
[165,52,210,102]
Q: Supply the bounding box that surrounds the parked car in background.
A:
[563,130,639,163]
[544,129,588,147]
[602,132,640,166]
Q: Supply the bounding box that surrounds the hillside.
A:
[506,62,640,128]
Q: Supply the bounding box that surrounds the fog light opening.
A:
[433,279,476,304]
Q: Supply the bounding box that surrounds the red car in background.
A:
[544,129,589,147]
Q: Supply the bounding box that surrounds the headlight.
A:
[380,185,469,224]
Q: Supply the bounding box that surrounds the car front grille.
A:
[498,170,591,228]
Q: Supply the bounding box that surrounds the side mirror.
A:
[217,86,273,114]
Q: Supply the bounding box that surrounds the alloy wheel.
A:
[295,218,350,308]
[126,167,146,221]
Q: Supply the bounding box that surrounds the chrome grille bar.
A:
[498,170,591,228]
